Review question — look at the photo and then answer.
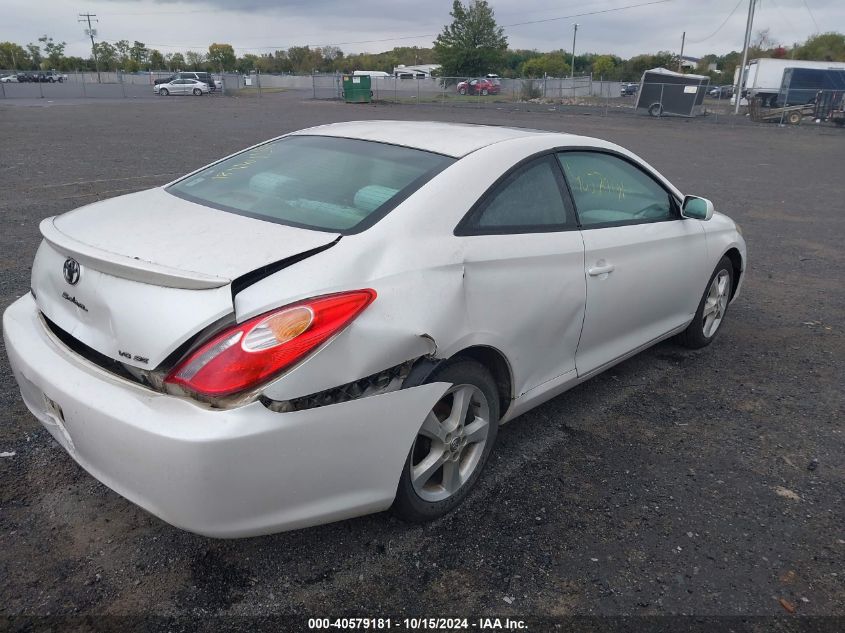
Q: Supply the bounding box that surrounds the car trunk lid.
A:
[32,188,339,369]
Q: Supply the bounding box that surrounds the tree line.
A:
[1,0,843,82]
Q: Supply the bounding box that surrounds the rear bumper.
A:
[3,293,447,537]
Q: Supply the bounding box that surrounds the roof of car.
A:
[291,121,556,158]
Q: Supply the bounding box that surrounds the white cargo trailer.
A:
[735,58,845,106]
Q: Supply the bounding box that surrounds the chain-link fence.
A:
[310,74,845,128]
[312,74,622,105]
[3,68,843,129]
[0,70,229,99]
[311,74,738,121]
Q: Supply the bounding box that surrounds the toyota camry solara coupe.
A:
[3,121,746,537]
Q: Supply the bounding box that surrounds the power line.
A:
[505,0,671,28]
[801,0,820,33]
[765,0,800,44]
[687,0,745,44]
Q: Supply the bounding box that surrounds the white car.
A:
[3,121,746,537]
[155,78,209,96]
[0,73,19,83]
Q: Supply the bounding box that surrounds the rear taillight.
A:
[165,289,376,397]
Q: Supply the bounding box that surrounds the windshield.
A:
[167,135,454,233]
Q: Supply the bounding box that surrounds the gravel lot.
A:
[0,93,843,626]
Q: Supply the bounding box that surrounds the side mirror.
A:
[681,195,714,221]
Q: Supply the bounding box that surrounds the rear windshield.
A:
[167,135,454,233]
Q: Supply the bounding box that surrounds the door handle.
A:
[588,262,615,276]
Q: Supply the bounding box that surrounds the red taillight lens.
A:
[165,289,376,397]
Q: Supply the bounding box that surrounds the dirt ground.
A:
[0,92,842,628]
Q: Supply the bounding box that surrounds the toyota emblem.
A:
[63,258,81,285]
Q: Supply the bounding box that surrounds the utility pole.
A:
[734,0,756,114]
[678,31,686,72]
[570,23,579,79]
[78,12,101,83]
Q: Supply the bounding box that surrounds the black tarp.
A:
[779,68,845,107]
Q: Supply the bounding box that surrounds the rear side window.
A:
[457,156,574,234]
[557,151,675,227]
[167,136,454,233]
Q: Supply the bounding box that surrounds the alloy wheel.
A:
[703,270,730,338]
[410,384,491,503]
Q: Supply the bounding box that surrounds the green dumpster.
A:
[342,74,372,103]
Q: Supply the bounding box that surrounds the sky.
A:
[4,0,843,61]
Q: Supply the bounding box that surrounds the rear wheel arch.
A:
[405,346,512,420]
[723,247,743,299]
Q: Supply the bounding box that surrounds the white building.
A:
[392,64,441,78]
[680,56,701,71]
[352,70,391,78]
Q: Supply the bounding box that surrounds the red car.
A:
[457,78,501,96]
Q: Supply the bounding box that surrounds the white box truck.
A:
[734,58,845,106]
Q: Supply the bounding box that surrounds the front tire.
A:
[676,256,734,349]
[393,359,500,522]
[159,88,169,96]
[459,88,467,95]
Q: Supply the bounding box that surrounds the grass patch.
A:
[232,87,288,97]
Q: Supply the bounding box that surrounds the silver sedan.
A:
[3,121,746,536]
[155,78,209,96]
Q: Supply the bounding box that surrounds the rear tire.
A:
[676,256,734,349]
[787,110,802,125]
[193,88,202,96]
[648,103,663,117]
[481,88,489,96]
[393,359,500,523]
[459,88,467,95]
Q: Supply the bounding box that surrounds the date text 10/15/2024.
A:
[308,617,528,630]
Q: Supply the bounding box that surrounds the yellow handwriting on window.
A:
[564,163,626,200]
[212,144,275,180]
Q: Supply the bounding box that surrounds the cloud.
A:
[4,0,843,60]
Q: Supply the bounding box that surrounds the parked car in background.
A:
[154,72,217,91]
[3,121,746,536]
[154,74,177,86]
[43,71,67,83]
[708,85,734,99]
[620,82,639,96]
[17,72,66,83]
[155,78,210,96]
[0,73,19,83]
[457,77,501,96]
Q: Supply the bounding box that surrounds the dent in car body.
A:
[4,293,451,537]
